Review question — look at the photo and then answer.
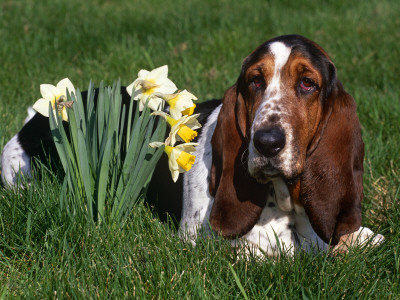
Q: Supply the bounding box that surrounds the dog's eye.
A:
[299,78,316,92]
[250,76,264,89]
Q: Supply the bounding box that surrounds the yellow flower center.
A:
[139,80,159,96]
[50,95,65,109]
[176,151,196,171]
[50,95,70,122]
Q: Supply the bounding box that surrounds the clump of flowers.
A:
[126,65,201,182]
[34,66,200,184]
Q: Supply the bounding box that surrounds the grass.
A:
[1,0,399,298]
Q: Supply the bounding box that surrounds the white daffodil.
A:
[151,89,197,119]
[152,111,201,145]
[126,65,177,111]
[32,78,75,122]
[149,141,198,182]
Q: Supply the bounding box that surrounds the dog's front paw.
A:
[332,227,385,254]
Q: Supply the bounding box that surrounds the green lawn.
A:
[1,0,400,298]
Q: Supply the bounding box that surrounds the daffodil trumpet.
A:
[149,141,198,182]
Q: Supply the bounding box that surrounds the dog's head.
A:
[209,35,364,245]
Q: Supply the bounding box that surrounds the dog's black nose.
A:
[253,128,286,157]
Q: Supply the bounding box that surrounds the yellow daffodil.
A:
[151,89,197,119]
[149,141,198,182]
[152,111,201,145]
[126,65,177,111]
[32,78,75,122]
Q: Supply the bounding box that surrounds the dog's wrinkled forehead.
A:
[239,35,336,96]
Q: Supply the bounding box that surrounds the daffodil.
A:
[32,78,75,122]
[152,111,201,145]
[149,141,198,182]
[151,89,197,119]
[126,65,177,111]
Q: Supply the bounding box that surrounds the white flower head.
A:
[32,78,75,122]
[126,65,177,111]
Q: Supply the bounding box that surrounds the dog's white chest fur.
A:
[179,105,327,256]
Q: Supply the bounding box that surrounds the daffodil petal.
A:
[176,143,198,153]
[183,114,201,130]
[137,99,145,111]
[57,78,75,96]
[149,141,164,148]
[147,96,164,111]
[178,90,198,101]
[133,88,146,102]
[150,111,169,119]
[175,114,201,130]
[168,109,181,120]
[170,169,179,182]
[169,149,180,182]
[169,125,179,146]
[40,84,57,100]
[137,69,150,79]
[156,78,177,94]
[32,98,51,117]
[149,65,168,80]
[126,82,135,97]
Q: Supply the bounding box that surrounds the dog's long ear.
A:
[300,81,364,245]
[209,85,267,239]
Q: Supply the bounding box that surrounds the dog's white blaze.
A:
[265,42,292,101]
[253,43,291,127]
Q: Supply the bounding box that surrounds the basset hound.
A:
[1,34,383,256]
[179,34,383,256]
